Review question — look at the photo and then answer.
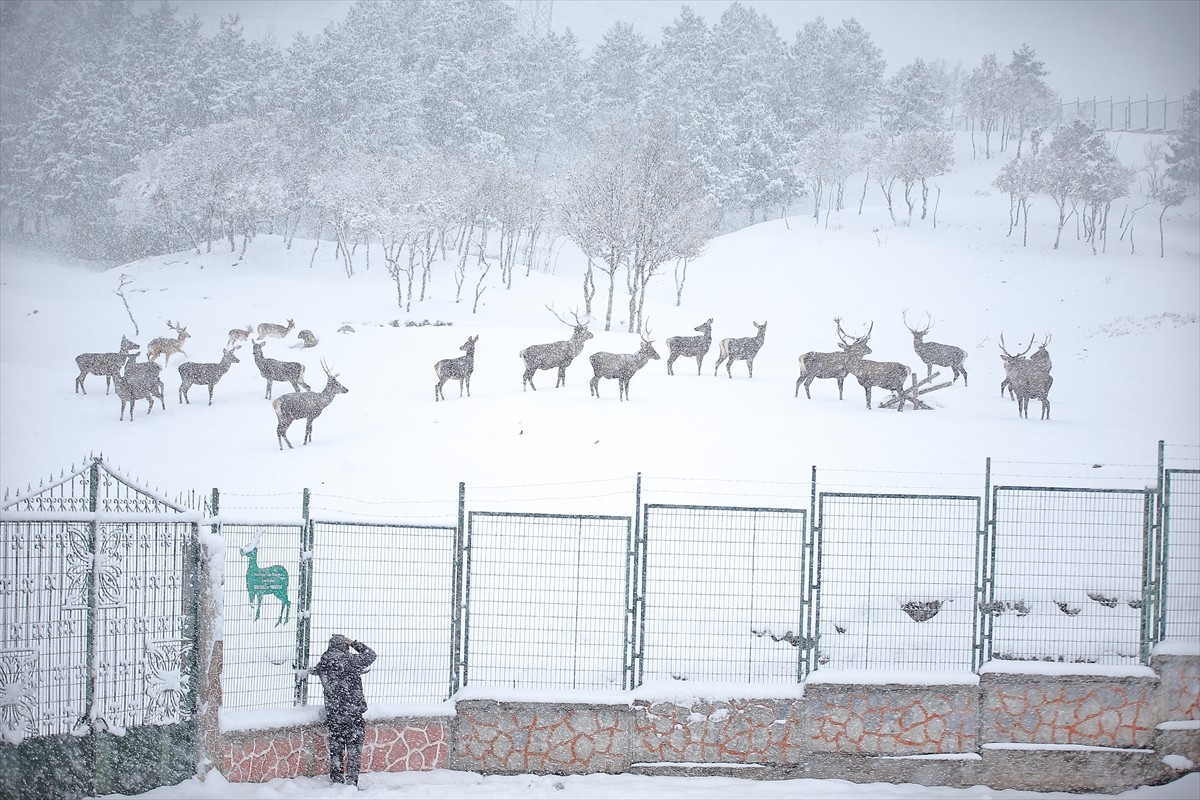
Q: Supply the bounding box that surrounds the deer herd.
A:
[73,307,1055,447]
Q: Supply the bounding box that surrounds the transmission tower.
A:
[513,0,553,39]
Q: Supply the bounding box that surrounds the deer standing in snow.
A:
[665,318,713,376]
[795,319,871,400]
[178,347,241,406]
[434,335,478,401]
[999,333,1053,419]
[273,359,349,449]
[837,320,911,411]
[589,328,660,401]
[714,321,767,378]
[519,306,593,391]
[74,335,140,395]
[146,320,190,366]
[256,318,295,341]
[903,311,968,386]
[227,325,253,349]
[252,341,310,400]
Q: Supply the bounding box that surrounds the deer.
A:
[240,542,290,626]
[714,321,767,378]
[114,352,165,421]
[589,327,660,401]
[434,334,478,401]
[293,329,319,349]
[1000,333,1053,419]
[178,346,241,406]
[273,359,348,449]
[665,318,713,376]
[251,340,310,400]
[998,332,1035,399]
[74,335,140,395]
[256,318,295,341]
[519,306,593,391]
[227,325,253,349]
[795,318,873,400]
[146,320,190,366]
[837,320,912,411]
[903,311,968,386]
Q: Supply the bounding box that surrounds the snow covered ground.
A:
[3,132,1198,798]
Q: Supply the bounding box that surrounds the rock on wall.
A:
[450,701,629,774]
[804,683,978,755]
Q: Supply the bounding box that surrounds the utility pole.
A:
[514,0,553,39]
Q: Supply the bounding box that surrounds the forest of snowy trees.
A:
[1,0,1197,323]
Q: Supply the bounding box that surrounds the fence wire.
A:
[1163,470,1200,644]
[815,494,980,672]
[640,504,807,684]
[462,512,632,691]
[306,520,457,705]
[989,487,1151,665]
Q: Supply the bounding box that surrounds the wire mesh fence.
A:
[1162,470,1200,644]
[639,504,807,684]
[814,494,981,673]
[461,512,633,691]
[987,487,1152,665]
[306,520,457,706]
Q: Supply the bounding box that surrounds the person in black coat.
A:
[310,634,376,786]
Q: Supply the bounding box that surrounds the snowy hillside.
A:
[1,134,1197,514]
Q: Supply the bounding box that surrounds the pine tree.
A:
[1165,88,1199,186]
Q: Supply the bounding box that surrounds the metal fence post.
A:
[976,457,995,670]
[1140,489,1155,663]
[801,465,819,680]
[294,489,313,706]
[451,481,465,697]
[624,473,643,690]
[1154,440,1166,643]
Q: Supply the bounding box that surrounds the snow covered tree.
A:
[880,58,946,135]
[1036,120,1126,250]
[1003,44,1057,157]
[963,53,1005,158]
[1165,88,1199,186]
[993,146,1040,246]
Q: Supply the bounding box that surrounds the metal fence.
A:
[7,444,1198,740]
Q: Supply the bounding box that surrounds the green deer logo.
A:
[240,537,291,627]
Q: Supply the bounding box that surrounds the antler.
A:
[834,317,851,344]
[902,310,932,335]
[1039,333,1052,348]
[999,332,1034,358]
[641,318,653,341]
[167,319,187,334]
[321,358,339,378]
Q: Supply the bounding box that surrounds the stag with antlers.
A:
[795,318,871,400]
[589,325,660,401]
[836,320,912,411]
[273,359,349,449]
[999,333,1052,419]
[519,306,593,391]
[903,311,969,386]
[146,320,190,366]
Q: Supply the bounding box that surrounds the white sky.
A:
[149,0,1200,100]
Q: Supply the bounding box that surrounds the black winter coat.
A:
[311,640,376,725]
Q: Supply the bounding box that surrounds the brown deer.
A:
[589,328,660,401]
[837,320,911,411]
[999,333,1053,419]
[114,352,165,421]
[665,318,712,376]
[293,329,319,349]
[273,359,349,449]
[714,321,767,378]
[227,325,253,349]
[74,335,140,395]
[795,318,872,400]
[256,318,295,341]
[146,320,190,366]
[178,347,241,406]
[519,306,593,391]
[903,311,968,386]
[434,335,478,401]
[251,340,310,400]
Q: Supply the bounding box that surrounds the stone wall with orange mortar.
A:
[980,673,1158,748]
[219,717,448,782]
[631,697,806,764]
[1153,653,1200,721]
[804,683,978,755]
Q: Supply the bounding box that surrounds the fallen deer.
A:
[227,324,253,349]
[665,318,712,376]
[114,352,165,421]
[273,359,349,449]
[837,320,911,411]
[1000,333,1053,419]
[252,340,310,400]
[74,335,140,395]
[293,329,319,349]
[435,335,478,401]
[146,320,190,366]
[519,306,593,391]
[903,311,968,386]
[795,318,871,400]
[714,321,767,378]
[257,318,295,341]
[589,328,660,401]
[178,346,241,406]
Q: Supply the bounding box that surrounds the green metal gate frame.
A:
[0,458,200,800]
[458,511,636,691]
[1158,468,1200,644]
[983,484,1156,664]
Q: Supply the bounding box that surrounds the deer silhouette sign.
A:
[240,542,291,626]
